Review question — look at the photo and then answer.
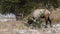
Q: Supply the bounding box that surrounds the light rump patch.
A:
[32,9,44,19]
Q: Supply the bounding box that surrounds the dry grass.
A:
[50,8,60,23]
[0,20,60,34]
[0,21,29,34]
[0,8,60,34]
[0,21,41,34]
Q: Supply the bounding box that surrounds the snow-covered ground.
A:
[0,13,60,34]
[0,22,60,34]
[0,13,16,22]
[13,24,60,34]
[42,23,60,34]
[0,13,16,18]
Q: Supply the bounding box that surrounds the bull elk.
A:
[28,8,52,28]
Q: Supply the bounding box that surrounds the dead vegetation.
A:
[0,8,60,34]
[50,8,60,23]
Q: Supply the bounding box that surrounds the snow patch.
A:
[0,13,16,22]
[13,29,41,34]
